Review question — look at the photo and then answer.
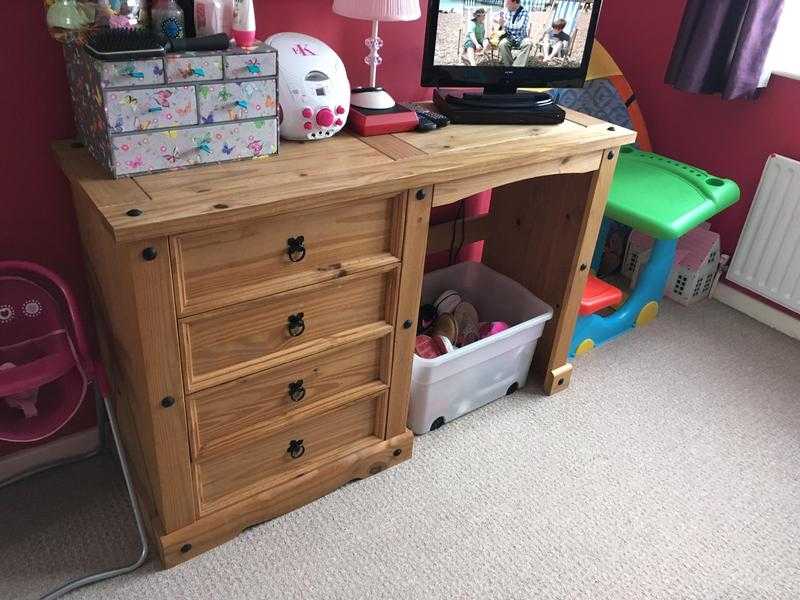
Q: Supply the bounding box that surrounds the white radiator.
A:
[728,154,800,314]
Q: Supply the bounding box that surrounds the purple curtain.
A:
[665,0,785,100]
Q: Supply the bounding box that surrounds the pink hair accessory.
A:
[433,335,454,355]
[415,335,441,359]
[478,321,510,339]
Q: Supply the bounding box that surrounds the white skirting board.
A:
[713,282,800,342]
[0,428,100,483]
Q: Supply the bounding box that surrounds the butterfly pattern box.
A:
[64,42,279,178]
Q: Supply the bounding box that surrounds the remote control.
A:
[416,115,439,133]
[406,104,451,128]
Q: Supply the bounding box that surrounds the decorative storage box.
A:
[64,42,279,178]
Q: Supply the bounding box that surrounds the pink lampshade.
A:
[332,0,421,22]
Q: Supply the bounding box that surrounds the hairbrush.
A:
[85,29,230,61]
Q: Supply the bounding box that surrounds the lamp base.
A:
[351,86,396,110]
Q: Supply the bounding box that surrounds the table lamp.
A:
[332,0,421,110]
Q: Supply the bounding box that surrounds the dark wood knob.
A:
[287,313,305,337]
[287,236,306,262]
[287,439,305,459]
[288,380,306,402]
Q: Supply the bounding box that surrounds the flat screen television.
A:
[421,0,603,93]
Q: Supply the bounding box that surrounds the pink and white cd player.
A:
[265,32,350,141]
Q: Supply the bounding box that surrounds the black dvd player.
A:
[433,89,566,125]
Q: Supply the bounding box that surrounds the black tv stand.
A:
[482,84,520,95]
[432,88,565,125]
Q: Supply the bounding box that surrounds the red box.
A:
[347,105,419,137]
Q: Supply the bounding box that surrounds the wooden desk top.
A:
[54,107,635,243]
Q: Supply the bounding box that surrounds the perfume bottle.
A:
[232,0,255,47]
[195,0,233,36]
[151,0,185,39]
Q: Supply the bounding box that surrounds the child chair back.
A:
[0,261,92,443]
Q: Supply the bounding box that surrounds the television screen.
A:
[422,0,602,91]
[434,0,595,68]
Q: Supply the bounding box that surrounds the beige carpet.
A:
[2,299,799,600]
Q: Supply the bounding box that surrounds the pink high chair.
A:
[0,261,148,599]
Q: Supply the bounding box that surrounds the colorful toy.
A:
[0,261,148,596]
[570,147,739,356]
[624,225,722,306]
[478,321,509,339]
[550,42,740,357]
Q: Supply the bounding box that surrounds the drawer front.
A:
[106,86,197,133]
[188,336,389,457]
[172,194,402,315]
[100,59,165,88]
[111,118,278,176]
[197,79,277,124]
[224,52,277,79]
[165,54,224,83]
[179,270,396,392]
[195,393,384,512]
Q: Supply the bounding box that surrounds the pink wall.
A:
[5,0,800,307]
[595,0,800,256]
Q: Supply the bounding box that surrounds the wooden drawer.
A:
[194,392,386,513]
[187,333,390,457]
[171,194,403,316]
[179,269,397,392]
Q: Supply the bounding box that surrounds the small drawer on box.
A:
[197,79,277,125]
[178,269,397,392]
[187,335,389,457]
[100,59,165,88]
[165,54,224,83]
[224,52,276,79]
[172,194,402,315]
[194,393,385,513]
[106,86,197,133]
[112,118,277,176]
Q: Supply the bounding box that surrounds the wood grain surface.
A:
[180,267,398,392]
[187,334,390,458]
[195,392,385,513]
[160,429,413,567]
[53,115,635,242]
[172,193,402,316]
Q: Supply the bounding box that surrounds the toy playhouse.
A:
[624,225,722,306]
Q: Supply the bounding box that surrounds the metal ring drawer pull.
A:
[287,312,305,337]
[287,236,306,262]
[287,439,305,459]
[288,380,306,402]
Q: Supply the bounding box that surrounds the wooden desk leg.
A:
[386,187,433,438]
[482,148,620,395]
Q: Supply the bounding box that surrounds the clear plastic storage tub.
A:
[408,262,553,435]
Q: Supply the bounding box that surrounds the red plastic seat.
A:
[580,274,623,316]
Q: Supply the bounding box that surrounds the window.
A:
[761,2,800,84]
